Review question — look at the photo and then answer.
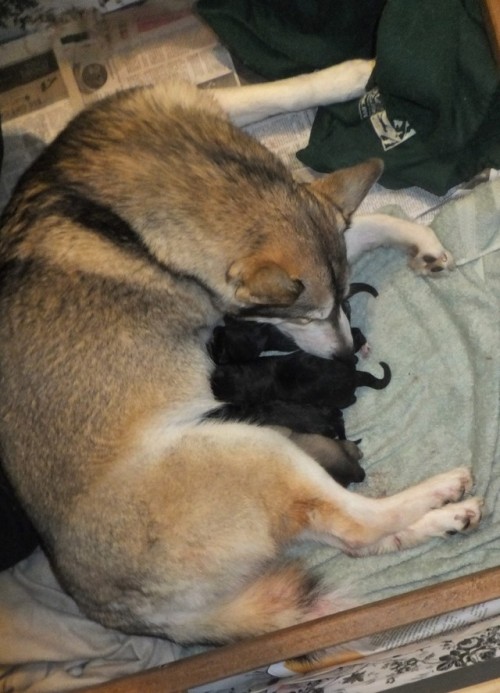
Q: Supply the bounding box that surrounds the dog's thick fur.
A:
[0,64,482,645]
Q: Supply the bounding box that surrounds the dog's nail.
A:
[430,266,444,273]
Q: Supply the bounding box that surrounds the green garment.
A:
[196,0,385,78]
[299,0,500,194]
[197,0,500,195]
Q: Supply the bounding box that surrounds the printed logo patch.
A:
[359,88,416,152]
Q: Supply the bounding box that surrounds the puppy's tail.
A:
[180,560,355,644]
[356,361,392,390]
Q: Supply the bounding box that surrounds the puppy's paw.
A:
[358,342,372,358]
[325,439,365,486]
[337,439,364,462]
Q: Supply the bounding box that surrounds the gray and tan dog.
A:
[0,62,481,644]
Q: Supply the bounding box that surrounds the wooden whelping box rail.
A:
[76,566,500,693]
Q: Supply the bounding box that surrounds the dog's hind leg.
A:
[346,213,455,274]
[302,466,483,555]
[350,497,484,556]
[210,60,374,126]
[182,468,482,641]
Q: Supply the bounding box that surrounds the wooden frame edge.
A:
[483,0,500,65]
[77,566,500,693]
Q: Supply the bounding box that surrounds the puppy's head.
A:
[227,159,382,359]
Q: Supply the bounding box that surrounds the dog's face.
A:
[259,308,354,360]
[227,159,383,359]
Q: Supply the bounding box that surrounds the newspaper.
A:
[0,3,239,210]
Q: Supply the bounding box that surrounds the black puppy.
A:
[211,335,390,410]
[209,283,390,413]
[207,284,391,486]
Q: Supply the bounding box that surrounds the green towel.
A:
[294,179,500,603]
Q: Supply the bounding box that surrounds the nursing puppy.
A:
[209,282,390,413]
[0,63,482,645]
[207,301,390,488]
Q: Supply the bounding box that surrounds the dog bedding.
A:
[293,177,500,602]
[0,176,498,692]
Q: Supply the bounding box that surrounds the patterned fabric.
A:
[268,619,500,693]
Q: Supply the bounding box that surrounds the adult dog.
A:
[0,59,481,644]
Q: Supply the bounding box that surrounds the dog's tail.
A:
[178,559,355,644]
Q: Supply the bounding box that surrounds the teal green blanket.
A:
[299,179,500,602]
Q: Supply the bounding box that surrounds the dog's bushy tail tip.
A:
[206,561,355,641]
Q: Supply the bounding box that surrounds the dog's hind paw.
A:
[424,466,474,507]
[362,497,484,555]
[444,498,484,535]
[423,497,484,537]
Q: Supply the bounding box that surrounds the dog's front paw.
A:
[408,247,455,275]
[401,220,456,275]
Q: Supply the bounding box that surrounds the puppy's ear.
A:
[308,158,384,219]
[227,257,304,306]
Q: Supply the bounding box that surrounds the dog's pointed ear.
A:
[308,158,384,219]
[227,257,304,306]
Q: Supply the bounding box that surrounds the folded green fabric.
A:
[198,0,500,195]
[196,0,385,78]
[298,0,500,194]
